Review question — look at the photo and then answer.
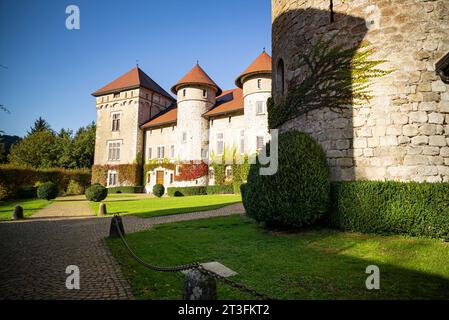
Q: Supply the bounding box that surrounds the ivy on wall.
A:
[269,37,392,129]
[211,147,251,186]
[92,164,142,186]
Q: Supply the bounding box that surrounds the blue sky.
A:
[0,0,271,136]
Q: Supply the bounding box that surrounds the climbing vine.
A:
[268,37,392,129]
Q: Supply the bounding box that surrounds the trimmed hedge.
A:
[0,165,91,199]
[17,186,37,199]
[167,185,236,197]
[206,185,234,195]
[167,186,207,197]
[153,184,165,197]
[37,182,59,200]
[329,181,449,239]
[242,131,330,229]
[107,186,144,194]
[85,184,108,202]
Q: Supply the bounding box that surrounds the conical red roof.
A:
[171,64,222,95]
[92,67,174,101]
[235,51,272,88]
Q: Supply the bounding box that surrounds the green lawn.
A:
[91,194,242,218]
[0,198,53,221]
[107,215,449,300]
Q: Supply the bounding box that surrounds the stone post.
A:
[98,203,107,216]
[182,269,217,300]
[12,205,24,220]
[109,215,125,238]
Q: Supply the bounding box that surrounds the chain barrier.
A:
[112,215,276,300]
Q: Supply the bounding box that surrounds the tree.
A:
[27,117,52,136]
[8,130,59,168]
[0,135,21,164]
[70,122,96,168]
[7,120,95,169]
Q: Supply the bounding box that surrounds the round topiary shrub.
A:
[85,184,108,202]
[242,130,330,229]
[153,184,165,198]
[37,182,59,200]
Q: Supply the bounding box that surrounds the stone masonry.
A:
[272,0,449,182]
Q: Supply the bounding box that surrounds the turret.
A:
[235,51,272,154]
[171,63,221,161]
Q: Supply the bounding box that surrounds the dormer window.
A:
[436,52,449,84]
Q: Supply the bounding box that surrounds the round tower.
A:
[171,64,222,161]
[272,0,449,182]
[236,51,272,154]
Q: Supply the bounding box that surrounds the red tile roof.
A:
[171,64,222,95]
[235,51,272,88]
[92,67,175,101]
[141,107,177,128]
[203,88,243,118]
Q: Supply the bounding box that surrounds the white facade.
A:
[93,54,272,193]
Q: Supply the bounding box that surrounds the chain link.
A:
[112,215,276,300]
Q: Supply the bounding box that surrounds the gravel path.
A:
[0,199,244,300]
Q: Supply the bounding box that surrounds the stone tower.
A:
[236,51,272,154]
[171,64,221,161]
[92,67,174,186]
[272,0,449,182]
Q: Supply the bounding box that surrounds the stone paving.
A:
[0,198,244,300]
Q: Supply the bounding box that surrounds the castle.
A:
[272,0,449,182]
[92,52,272,192]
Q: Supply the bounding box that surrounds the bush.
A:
[167,186,207,197]
[0,164,91,199]
[85,184,108,202]
[37,182,59,200]
[329,181,449,239]
[206,185,234,195]
[153,184,165,197]
[0,183,11,200]
[17,186,37,199]
[66,180,85,195]
[107,186,144,194]
[242,130,330,229]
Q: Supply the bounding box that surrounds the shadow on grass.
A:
[103,202,242,219]
[106,216,449,300]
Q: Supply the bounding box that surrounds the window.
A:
[183,89,186,97]
[169,173,174,184]
[239,130,245,154]
[112,113,120,131]
[256,136,264,152]
[256,101,265,114]
[107,170,118,187]
[209,168,214,179]
[148,147,152,160]
[182,132,187,144]
[202,89,207,98]
[257,79,262,89]
[170,145,175,159]
[157,146,165,159]
[108,141,121,161]
[277,58,285,95]
[228,116,232,123]
[216,133,224,155]
[114,92,120,99]
[225,166,232,178]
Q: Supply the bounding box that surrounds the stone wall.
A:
[272,0,449,182]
